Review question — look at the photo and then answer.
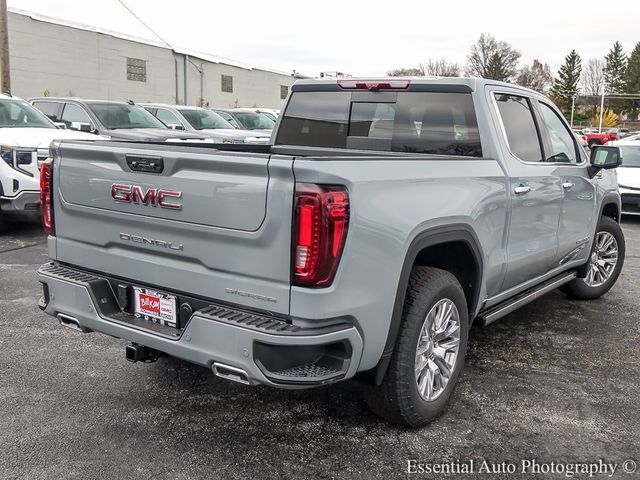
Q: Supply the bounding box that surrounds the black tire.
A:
[588,140,600,148]
[365,266,469,427]
[563,216,625,299]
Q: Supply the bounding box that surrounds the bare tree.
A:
[582,58,605,111]
[582,58,605,96]
[386,67,423,77]
[419,58,460,77]
[465,33,521,82]
[516,59,552,93]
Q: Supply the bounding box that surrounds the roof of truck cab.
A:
[291,77,541,96]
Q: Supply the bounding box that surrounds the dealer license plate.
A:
[133,287,178,328]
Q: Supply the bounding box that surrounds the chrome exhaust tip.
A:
[57,314,90,333]
[212,362,250,385]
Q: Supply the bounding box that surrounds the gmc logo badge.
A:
[111,183,182,210]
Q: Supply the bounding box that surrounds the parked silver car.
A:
[141,104,270,144]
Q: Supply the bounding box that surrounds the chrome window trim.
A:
[490,90,586,168]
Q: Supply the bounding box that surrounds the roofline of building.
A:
[8,7,294,78]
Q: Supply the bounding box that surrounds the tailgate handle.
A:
[126,155,164,174]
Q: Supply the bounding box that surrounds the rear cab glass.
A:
[275,89,483,157]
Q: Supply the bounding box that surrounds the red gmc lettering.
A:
[111,183,182,210]
[131,185,158,206]
[157,190,182,210]
[111,183,131,202]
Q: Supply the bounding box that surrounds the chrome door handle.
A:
[514,185,531,195]
[562,182,574,190]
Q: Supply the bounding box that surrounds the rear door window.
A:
[276,91,482,157]
[494,94,543,163]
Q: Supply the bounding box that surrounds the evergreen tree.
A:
[624,42,640,117]
[604,41,628,114]
[550,50,582,110]
[604,41,627,93]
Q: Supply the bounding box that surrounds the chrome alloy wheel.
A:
[415,298,461,401]
[584,231,619,288]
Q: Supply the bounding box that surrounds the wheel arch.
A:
[356,224,484,385]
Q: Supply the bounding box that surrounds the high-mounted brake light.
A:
[337,79,411,91]
[293,184,349,287]
[40,158,54,236]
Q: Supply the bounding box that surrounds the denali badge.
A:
[119,233,184,251]
[111,183,182,210]
[225,288,277,303]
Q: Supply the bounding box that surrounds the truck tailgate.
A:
[51,141,294,315]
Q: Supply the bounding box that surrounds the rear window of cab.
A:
[275,91,482,157]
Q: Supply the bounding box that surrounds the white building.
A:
[6,8,296,108]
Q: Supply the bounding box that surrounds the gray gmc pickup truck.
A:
[37,78,626,427]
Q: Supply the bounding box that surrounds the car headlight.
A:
[1,145,14,166]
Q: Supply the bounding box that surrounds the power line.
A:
[115,0,174,51]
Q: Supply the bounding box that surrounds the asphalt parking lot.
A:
[1,219,639,480]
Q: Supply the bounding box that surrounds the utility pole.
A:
[0,0,10,94]
[570,95,576,128]
[598,84,606,133]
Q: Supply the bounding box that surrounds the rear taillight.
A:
[40,158,54,235]
[293,183,349,287]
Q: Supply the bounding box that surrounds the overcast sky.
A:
[7,0,640,78]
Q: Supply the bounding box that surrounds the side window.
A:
[537,102,578,164]
[216,111,241,129]
[276,92,350,148]
[61,103,93,130]
[494,94,542,162]
[33,102,60,121]
[155,108,182,127]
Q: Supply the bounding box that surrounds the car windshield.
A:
[232,112,275,130]
[179,109,234,130]
[89,103,167,129]
[620,146,640,167]
[214,111,242,129]
[0,99,56,128]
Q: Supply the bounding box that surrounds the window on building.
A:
[494,94,542,162]
[127,57,147,82]
[221,75,233,93]
[280,85,289,99]
[61,103,94,131]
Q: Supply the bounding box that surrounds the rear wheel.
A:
[563,216,625,299]
[365,266,469,427]
[588,140,600,148]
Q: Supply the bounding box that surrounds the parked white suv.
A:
[0,94,97,222]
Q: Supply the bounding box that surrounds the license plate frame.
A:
[132,286,178,329]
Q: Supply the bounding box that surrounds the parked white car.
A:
[609,140,640,215]
[0,94,97,222]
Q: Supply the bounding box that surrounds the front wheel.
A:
[365,266,469,427]
[563,216,625,299]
